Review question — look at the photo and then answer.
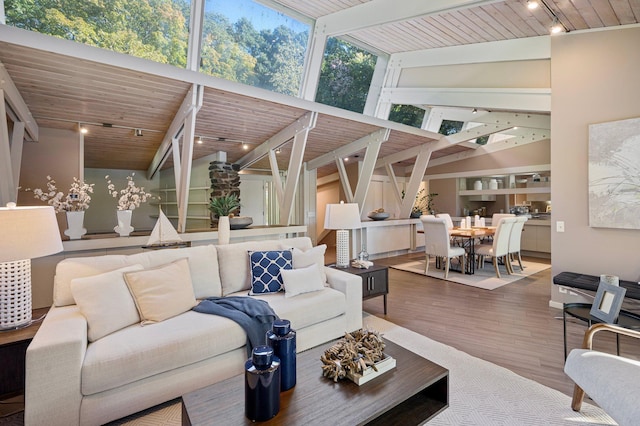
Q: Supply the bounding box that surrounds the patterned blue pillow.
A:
[249,250,293,295]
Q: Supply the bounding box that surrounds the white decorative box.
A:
[346,354,396,386]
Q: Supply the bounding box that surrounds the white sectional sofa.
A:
[25,237,362,426]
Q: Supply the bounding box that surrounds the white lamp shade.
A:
[324,203,361,230]
[0,205,64,262]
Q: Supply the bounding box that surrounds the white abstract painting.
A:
[589,117,640,229]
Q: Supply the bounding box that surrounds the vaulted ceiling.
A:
[1,0,637,177]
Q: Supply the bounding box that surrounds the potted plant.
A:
[105,173,152,236]
[209,193,250,244]
[208,193,241,218]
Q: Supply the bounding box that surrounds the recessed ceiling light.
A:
[80,126,88,134]
[527,0,539,10]
[196,136,203,144]
[242,143,249,150]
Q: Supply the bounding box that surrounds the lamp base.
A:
[0,259,33,331]
[335,229,351,268]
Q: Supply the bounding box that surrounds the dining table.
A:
[419,226,496,275]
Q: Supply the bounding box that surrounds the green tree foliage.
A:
[6,0,189,66]
[388,104,425,128]
[438,119,464,135]
[315,37,377,113]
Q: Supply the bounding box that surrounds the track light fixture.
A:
[527,0,539,10]
[531,0,567,34]
[550,17,564,34]
[196,136,203,144]
[79,125,88,134]
[134,128,143,137]
[242,143,249,150]
[472,108,477,114]
[275,148,281,154]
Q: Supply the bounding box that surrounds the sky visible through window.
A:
[206,0,308,32]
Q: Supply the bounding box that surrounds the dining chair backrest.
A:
[422,217,450,257]
[492,217,517,257]
[436,213,454,229]
[508,216,527,253]
[491,213,515,227]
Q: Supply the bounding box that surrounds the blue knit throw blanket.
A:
[193,296,279,356]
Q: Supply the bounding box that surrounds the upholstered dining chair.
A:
[507,216,527,271]
[491,213,515,226]
[475,217,516,278]
[436,213,454,229]
[421,216,465,279]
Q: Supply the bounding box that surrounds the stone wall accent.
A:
[209,161,241,227]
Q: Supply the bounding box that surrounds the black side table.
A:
[563,302,640,360]
[335,264,389,314]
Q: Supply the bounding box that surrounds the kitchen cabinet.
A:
[521,222,551,253]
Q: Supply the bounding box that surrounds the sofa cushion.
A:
[249,250,292,295]
[54,245,221,307]
[217,237,313,296]
[230,287,346,331]
[124,258,197,324]
[81,311,246,395]
[281,264,325,298]
[286,244,327,284]
[70,264,143,342]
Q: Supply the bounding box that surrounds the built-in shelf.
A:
[459,187,550,196]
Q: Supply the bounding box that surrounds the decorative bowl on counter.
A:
[229,216,253,229]
[368,212,390,221]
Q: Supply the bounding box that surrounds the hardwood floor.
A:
[349,251,640,398]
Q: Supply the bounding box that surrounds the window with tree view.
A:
[315,37,377,113]
[5,0,191,67]
[201,0,309,96]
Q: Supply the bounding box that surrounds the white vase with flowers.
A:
[106,173,152,237]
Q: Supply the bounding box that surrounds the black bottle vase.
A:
[245,345,281,422]
[267,319,297,391]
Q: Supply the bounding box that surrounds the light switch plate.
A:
[556,221,565,232]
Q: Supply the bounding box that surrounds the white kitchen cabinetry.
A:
[521,221,551,253]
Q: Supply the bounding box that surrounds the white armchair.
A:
[565,323,640,426]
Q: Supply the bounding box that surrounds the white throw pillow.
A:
[124,258,197,324]
[70,264,143,342]
[290,244,327,284]
[281,263,325,298]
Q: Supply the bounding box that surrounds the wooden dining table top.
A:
[418,226,496,237]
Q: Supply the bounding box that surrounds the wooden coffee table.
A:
[182,340,448,425]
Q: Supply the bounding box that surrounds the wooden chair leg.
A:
[424,254,430,275]
[444,257,450,279]
[571,384,586,411]
[505,255,513,275]
[493,257,501,278]
[517,252,524,271]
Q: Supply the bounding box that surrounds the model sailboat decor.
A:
[143,207,190,249]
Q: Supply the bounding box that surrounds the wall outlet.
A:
[556,221,565,232]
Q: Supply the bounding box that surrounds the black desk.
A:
[562,303,640,360]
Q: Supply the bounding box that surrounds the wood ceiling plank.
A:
[568,0,605,27]
[609,0,638,24]
[588,0,624,25]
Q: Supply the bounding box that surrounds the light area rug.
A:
[108,315,615,426]
[390,258,551,290]
[363,314,615,426]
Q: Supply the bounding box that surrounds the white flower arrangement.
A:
[29,176,94,213]
[105,173,152,210]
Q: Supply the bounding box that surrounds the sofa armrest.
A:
[325,266,362,332]
[25,305,88,426]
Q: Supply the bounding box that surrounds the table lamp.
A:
[324,202,361,268]
[0,203,63,330]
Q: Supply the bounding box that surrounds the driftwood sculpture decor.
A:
[320,329,386,382]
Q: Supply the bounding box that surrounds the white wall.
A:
[551,26,640,303]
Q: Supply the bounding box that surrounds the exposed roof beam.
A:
[146,84,203,179]
[398,148,432,219]
[444,123,515,144]
[381,87,551,113]
[236,112,317,169]
[470,111,550,129]
[389,36,550,68]
[317,0,501,36]
[307,129,389,170]
[0,62,38,141]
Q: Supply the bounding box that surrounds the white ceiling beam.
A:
[10,122,24,199]
[147,84,202,179]
[176,109,197,233]
[399,148,432,218]
[279,125,312,225]
[299,24,327,101]
[0,92,14,205]
[236,112,317,169]
[336,157,353,203]
[443,123,515,144]
[381,87,551,113]
[389,36,550,68]
[385,164,403,208]
[307,129,389,170]
[469,111,550,129]
[186,0,205,72]
[352,135,384,210]
[317,0,501,36]
[0,63,38,141]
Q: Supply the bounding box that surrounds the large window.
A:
[388,105,425,128]
[5,0,190,67]
[201,0,309,96]
[315,37,377,113]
